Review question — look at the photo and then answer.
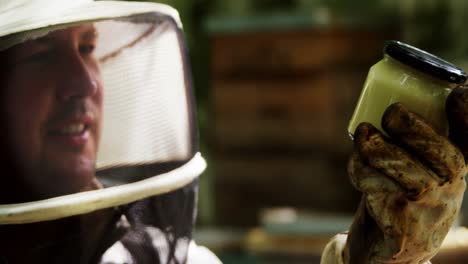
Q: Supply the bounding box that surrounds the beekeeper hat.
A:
[0,0,206,225]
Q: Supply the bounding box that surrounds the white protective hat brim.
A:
[0,153,206,224]
[0,0,182,50]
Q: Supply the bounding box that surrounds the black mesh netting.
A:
[0,179,198,264]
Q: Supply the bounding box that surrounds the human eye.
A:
[18,49,55,66]
[79,43,96,56]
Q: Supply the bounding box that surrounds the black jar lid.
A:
[384,40,467,84]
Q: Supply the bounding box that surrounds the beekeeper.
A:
[0,0,221,263]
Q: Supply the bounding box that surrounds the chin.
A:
[42,156,97,197]
[44,171,96,198]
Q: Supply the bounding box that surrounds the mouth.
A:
[48,115,94,148]
[53,123,89,136]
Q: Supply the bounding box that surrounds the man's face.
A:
[1,24,103,199]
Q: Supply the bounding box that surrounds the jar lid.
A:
[384,40,467,84]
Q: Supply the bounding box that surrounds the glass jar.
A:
[348,40,467,137]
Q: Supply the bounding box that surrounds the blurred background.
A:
[126,0,468,263]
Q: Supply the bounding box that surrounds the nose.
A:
[57,50,98,101]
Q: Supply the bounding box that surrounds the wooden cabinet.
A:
[208,23,399,226]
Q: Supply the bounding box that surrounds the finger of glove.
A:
[354,122,440,200]
[447,86,468,161]
[348,151,406,237]
[348,150,402,194]
[382,102,465,182]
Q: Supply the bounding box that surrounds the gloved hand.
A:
[343,87,468,264]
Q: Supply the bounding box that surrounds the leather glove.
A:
[343,87,468,264]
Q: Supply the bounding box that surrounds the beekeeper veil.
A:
[0,1,205,263]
